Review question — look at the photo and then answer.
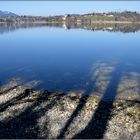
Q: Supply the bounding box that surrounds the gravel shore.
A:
[0,80,139,139]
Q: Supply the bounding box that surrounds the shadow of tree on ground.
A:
[57,63,118,139]
[0,62,139,139]
[72,67,120,139]
[0,89,64,138]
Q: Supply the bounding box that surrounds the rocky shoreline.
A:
[0,82,139,139]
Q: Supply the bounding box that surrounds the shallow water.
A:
[0,23,140,98]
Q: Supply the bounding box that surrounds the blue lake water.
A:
[0,25,140,96]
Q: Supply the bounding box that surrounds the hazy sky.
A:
[0,1,140,16]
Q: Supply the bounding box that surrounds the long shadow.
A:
[0,90,64,138]
[0,63,122,139]
[0,84,22,95]
[0,89,31,112]
[72,66,120,139]
[0,79,29,95]
[57,66,101,139]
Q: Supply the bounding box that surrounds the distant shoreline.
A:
[0,21,140,24]
[1,11,140,24]
[1,20,140,33]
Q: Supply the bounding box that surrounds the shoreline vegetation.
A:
[1,11,140,23]
[1,11,140,33]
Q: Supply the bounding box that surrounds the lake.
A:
[0,23,140,99]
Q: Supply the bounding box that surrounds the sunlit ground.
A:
[0,61,139,139]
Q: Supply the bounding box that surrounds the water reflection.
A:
[0,22,140,34]
[0,22,48,34]
[0,22,140,99]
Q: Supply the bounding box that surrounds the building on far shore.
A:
[62,14,70,21]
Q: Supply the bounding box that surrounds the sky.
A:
[0,1,140,16]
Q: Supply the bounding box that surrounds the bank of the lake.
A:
[0,83,139,139]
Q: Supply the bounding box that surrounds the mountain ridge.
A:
[0,10,18,16]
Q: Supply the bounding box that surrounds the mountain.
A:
[0,10,18,16]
